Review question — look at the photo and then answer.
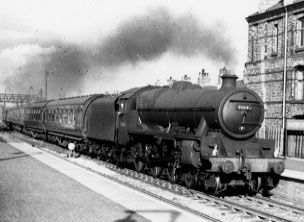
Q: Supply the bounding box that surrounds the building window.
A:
[272,24,279,54]
[249,25,257,62]
[295,68,304,100]
[296,17,304,48]
[251,35,255,61]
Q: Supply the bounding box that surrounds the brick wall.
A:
[245,7,304,131]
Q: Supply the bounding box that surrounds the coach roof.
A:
[46,95,100,107]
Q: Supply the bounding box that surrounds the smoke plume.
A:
[97,8,235,67]
[4,43,88,98]
[3,8,236,99]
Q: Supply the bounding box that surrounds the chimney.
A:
[167,76,175,87]
[220,74,238,90]
[258,0,282,13]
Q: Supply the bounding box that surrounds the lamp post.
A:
[28,86,34,104]
[4,87,10,110]
[45,70,49,100]
[281,6,288,157]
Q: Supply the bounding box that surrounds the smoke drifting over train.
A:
[4,44,88,98]
[4,8,236,99]
[97,8,235,67]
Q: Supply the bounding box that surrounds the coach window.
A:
[59,108,63,123]
[63,108,68,124]
[45,110,47,121]
[50,109,53,121]
[61,108,65,123]
[59,108,62,122]
[74,106,82,127]
[56,109,58,122]
[48,110,51,121]
[47,109,50,121]
[65,108,69,124]
[54,109,58,122]
[67,109,71,124]
[51,109,55,121]
[67,109,72,124]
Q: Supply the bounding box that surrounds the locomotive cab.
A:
[116,86,158,145]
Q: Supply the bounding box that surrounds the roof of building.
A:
[246,0,304,23]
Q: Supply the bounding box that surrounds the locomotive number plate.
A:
[236,104,252,111]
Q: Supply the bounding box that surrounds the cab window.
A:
[131,98,136,110]
[119,100,127,113]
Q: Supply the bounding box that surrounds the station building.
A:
[244,0,304,159]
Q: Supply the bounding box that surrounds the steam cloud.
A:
[4,8,236,99]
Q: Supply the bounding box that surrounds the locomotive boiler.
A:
[130,74,285,195]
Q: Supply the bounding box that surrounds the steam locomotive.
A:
[2,74,285,195]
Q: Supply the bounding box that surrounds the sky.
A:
[0,0,263,99]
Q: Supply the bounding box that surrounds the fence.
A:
[256,125,283,156]
[257,125,304,158]
[0,93,41,105]
[286,133,304,158]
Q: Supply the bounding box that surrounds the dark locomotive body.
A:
[3,75,285,195]
[130,75,284,194]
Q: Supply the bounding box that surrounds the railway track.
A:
[218,195,304,222]
[111,167,304,222]
[3,131,304,222]
[229,195,304,217]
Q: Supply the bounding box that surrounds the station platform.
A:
[0,135,208,222]
[273,157,304,204]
